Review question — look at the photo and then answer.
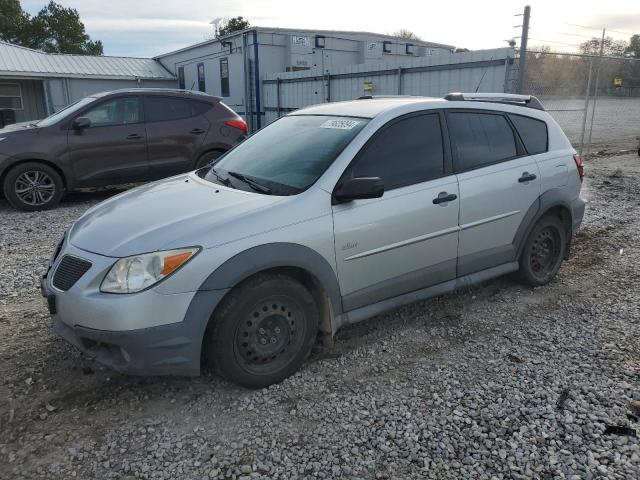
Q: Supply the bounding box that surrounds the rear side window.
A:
[448,112,517,172]
[348,113,444,190]
[508,114,548,155]
[144,96,201,122]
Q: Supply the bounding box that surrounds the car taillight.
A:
[573,154,585,181]
[225,119,248,134]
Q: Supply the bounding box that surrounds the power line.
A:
[565,23,637,37]
[528,38,581,48]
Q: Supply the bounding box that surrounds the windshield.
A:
[36,97,96,127]
[202,115,368,195]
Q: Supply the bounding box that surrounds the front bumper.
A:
[42,241,229,376]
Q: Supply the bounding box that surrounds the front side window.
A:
[448,112,517,172]
[83,97,140,127]
[345,113,444,190]
[144,96,200,122]
[197,63,206,92]
[203,115,368,195]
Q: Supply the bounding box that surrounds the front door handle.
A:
[126,133,143,140]
[433,192,458,205]
[518,172,537,183]
[190,128,205,135]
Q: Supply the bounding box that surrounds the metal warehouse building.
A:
[0,41,176,126]
[155,27,454,131]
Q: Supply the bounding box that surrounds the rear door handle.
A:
[190,128,205,135]
[126,134,143,140]
[433,192,458,205]
[518,172,537,183]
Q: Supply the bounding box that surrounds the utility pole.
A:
[516,5,531,94]
[585,28,605,157]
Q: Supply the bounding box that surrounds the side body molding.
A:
[198,242,343,317]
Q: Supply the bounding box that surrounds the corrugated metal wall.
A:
[263,48,515,125]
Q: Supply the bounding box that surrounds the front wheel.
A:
[518,215,566,286]
[3,162,64,211]
[205,274,319,389]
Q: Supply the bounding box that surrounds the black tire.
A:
[518,214,566,286]
[195,150,223,169]
[3,162,64,211]
[206,274,319,389]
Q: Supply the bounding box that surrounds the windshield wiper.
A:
[227,171,272,194]
[210,167,232,187]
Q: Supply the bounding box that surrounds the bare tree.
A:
[393,29,422,41]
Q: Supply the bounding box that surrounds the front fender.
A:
[198,242,343,317]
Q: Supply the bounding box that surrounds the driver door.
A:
[68,95,149,186]
[332,112,460,312]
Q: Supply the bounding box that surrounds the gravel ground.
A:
[1,153,639,480]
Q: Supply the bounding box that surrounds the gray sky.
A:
[21,0,640,58]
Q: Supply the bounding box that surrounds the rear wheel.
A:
[195,150,223,169]
[3,162,64,211]
[518,215,566,286]
[205,274,319,388]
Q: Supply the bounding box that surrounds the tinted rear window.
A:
[144,96,201,122]
[508,114,548,155]
[448,112,517,172]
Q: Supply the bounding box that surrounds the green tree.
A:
[625,34,640,57]
[0,0,30,44]
[579,36,627,56]
[217,16,250,38]
[0,0,102,55]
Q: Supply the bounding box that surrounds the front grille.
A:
[52,255,92,291]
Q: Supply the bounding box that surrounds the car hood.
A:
[69,173,286,257]
[0,121,39,134]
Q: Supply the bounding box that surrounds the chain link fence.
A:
[510,51,640,156]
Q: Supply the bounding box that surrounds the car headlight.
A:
[100,247,199,293]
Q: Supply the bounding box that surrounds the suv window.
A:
[448,112,517,171]
[347,113,444,190]
[508,114,548,155]
[144,96,201,122]
[83,97,140,127]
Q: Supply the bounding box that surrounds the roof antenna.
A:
[474,55,493,93]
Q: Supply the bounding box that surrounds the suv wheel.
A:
[3,162,64,211]
[206,274,319,388]
[195,150,223,169]
[518,214,566,286]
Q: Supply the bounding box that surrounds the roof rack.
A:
[444,92,545,111]
[356,95,420,100]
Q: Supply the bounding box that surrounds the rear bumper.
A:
[570,196,586,232]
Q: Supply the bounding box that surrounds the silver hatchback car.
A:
[41,93,585,388]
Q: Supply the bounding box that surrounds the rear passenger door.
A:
[332,112,460,311]
[144,95,211,179]
[446,110,541,276]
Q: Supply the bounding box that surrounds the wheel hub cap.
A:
[14,171,55,206]
[238,302,296,365]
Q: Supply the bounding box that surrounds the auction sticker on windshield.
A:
[320,119,361,130]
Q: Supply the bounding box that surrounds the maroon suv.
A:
[0,89,247,211]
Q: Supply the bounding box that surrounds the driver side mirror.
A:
[72,116,91,131]
[333,177,384,203]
